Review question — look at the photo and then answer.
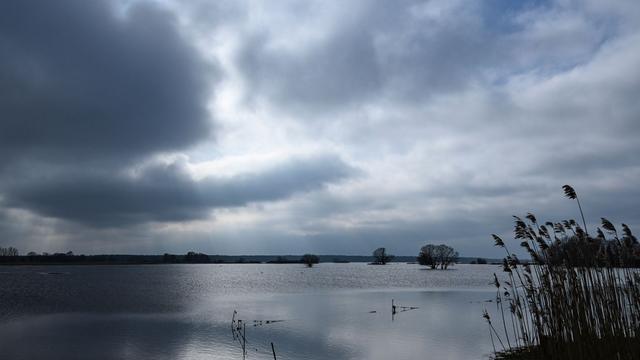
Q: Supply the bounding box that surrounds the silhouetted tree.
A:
[163,253,178,263]
[372,247,394,264]
[301,254,320,267]
[418,244,458,269]
[0,246,19,256]
[184,251,210,263]
[417,244,437,269]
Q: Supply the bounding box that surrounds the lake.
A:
[0,263,503,359]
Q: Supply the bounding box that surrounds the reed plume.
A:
[486,186,640,360]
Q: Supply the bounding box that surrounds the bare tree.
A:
[418,244,458,269]
[417,244,438,269]
[372,247,394,265]
[0,246,19,256]
[301,254,320,267]
[436,244,458,269]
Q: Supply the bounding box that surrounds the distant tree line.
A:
[1,245,469,267]
[0,250,217,265]
[0,246,19,257]
[0,250,331,266]
[163,252,211,263]
[265,256,298,264]
[0,252,139,264]
[470,257,487,264]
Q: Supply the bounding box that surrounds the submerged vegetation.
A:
[485,185,640,360]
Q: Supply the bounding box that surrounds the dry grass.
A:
[484,185,640,360]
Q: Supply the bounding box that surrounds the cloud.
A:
[0,0,213,167]
[238,29,381,112]
[232,0,624,116]
[235,0,490,113]
[0,0,357,232]
[1,0,640,256]
[3,154,357,227]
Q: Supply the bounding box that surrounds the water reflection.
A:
[0,264,501,359]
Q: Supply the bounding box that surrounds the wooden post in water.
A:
[236,321,245,359]
[232,310,237,331]
[271,342,277,359]
[392,299,396,321]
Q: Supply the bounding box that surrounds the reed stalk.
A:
[484,186,640,360]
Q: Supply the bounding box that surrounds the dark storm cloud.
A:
[0,0,212,166]
[4,155,357,227]
[0,0,358,230]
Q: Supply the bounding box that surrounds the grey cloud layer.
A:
[229,0,640,255]
[0,0,358,230]
[0,0,211,166]
[235,0,605,113]
[4,155,356,226]
[1,0,640,255]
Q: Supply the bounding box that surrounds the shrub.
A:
[417,244,458,269]
[372,247,394,265]
[301,254,320,267]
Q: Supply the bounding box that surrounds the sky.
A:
[1,0,639,257]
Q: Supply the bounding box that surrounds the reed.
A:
[485,185,640,360]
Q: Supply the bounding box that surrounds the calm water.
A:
[0,263,503,359]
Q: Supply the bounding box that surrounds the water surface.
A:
[0,263,502,359]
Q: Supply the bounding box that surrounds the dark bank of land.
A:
[0,253,500,266]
